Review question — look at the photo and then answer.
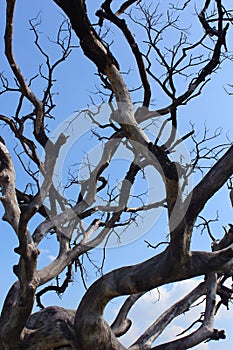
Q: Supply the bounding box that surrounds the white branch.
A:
[0,140,20,232]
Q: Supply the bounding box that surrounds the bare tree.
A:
[1,0,233,349]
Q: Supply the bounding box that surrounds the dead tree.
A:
[0,0,233,349]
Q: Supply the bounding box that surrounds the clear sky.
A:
[0,1,233,349]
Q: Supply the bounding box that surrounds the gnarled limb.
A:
[22,306,76,350]
[0,142,38,347]
[1,1,233,349]
[111,293,145,337]
[73,246,233,349]
[0,139,20,232]
[0,141,38,348]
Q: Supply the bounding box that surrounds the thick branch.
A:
[22,306,76,350]
[73,246,233,349]
[115,0,140,16]
[0,139,20,232]
[111,293,144,337]
[186,145,233,225]
[0,143,39,348]
[53,0,119,74]
[97,3,151,106]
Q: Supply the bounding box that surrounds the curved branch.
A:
[36,265,72,309]
[73,246,233,349]
[5,0,47,147]
[97,3,151,107]
[186,144,233,225]
[53,0,151,150]
[53,0,119,74]
[111,293,144,337]
[115,0,141,16]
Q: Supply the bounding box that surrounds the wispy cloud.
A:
[48,255,56,262]
[38,248,56,262]
[110,278,208,348]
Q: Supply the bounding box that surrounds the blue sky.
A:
[0,1,233,349]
